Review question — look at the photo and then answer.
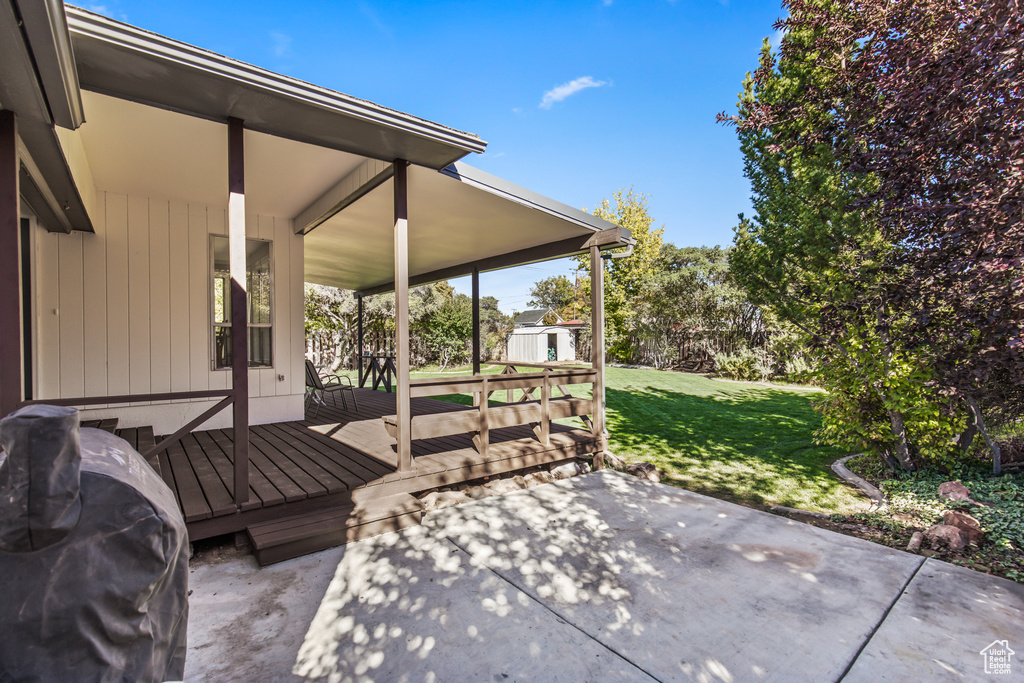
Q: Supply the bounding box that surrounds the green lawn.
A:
[397,364,868,514]
[601,367,866,513]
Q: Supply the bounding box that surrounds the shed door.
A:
[547,333,557,361]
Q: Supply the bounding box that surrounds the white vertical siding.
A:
[35,230,60,396]
[168,200,190,395]
[34,190,305,431]
[127,196,151,397]
[105,193,129,397]
[82,192,107,397]
[188,203,209,393]
[149,199,171,394]
[57,232,84,397]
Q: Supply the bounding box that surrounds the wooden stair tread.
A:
[247,492,424,565]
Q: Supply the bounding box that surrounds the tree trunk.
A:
[957,419,978,455]
[966,397,1001,475]
[886,409,916,471]
[876,302,915,471]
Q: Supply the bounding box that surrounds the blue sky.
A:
[80,1,784,314]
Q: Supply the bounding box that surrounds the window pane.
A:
[214,326,232,369]
[212,327,273,369]
[247,241,272,325]
[211,235,273,369]
[249,327,272,367]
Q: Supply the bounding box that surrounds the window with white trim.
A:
[211,236,272,369]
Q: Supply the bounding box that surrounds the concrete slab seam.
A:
[444,535,663,683]
[837,555,926,682]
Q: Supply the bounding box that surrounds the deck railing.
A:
[383,363,597,460]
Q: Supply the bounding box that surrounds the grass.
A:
[403,364,867,514]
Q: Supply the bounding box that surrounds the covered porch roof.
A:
[57,6,630,290]
[306,162,626,294]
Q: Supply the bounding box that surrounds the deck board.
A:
[161,387,598,540]
[208,428,307,504]
[164,438,212,522]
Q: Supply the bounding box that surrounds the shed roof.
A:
[514,310,552,326]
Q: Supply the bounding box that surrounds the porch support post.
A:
[228,117,249,505]
[590,245,606,469]
[393,160,412,472]
[0,111,21,417]
[472,267,481,376]
[357,294,364,388]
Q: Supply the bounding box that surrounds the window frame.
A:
[209,234,275,371]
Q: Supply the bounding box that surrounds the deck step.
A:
[246,492,424,566]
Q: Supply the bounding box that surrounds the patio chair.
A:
[304,359,358,417]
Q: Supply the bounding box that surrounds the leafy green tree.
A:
[528,275,576,320]
[720,10,965,471]
[479,296,513,361]
[576,188,664,361]
[423,294,472,370]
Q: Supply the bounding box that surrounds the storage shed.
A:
[508,310,575,363]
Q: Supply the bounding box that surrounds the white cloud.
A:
[270,31,292,58]
[539,76,608,110]
[603,0,613,5]
[770,28,786,51]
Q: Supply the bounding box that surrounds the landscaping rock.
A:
[603,452,626,470]
[579,462,592,475]
[906,531,924,553]
[420,490,472,512]
[923,524,968,552]
[483,477,527,495]
[463,485,491,500]
[523,471,555,487]
[942,511,983,545]
[551,462,583,480]
[937,481,973,502]
[625,462,661,483]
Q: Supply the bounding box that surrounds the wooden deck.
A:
[157,387,599,542]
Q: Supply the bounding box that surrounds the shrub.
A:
[714,348,772,382]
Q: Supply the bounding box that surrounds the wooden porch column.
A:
[0,111,21,417]
[393,160,412,472]
[228,117,249,505]
[472,267,481,376]
[357,294,364,387]
[590,245,606,469]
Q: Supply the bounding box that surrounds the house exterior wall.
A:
[33,190,305,433]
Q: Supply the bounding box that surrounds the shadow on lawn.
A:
[606,385,857,511]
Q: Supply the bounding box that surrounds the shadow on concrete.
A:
[276,471,921,682]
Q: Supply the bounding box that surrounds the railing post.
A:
[590,245,606,470]
[393,160,412,472]
[475,376,489,457]
[540,368,550,445]
[472,267,481,376]
[228,117,249,504]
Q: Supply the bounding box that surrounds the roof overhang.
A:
[0,0,92,233]
[65,6,486,170]
[303,162,633,296]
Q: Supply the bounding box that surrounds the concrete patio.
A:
[184,470,1024,682]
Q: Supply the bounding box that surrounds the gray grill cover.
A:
[0,405,189,682]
